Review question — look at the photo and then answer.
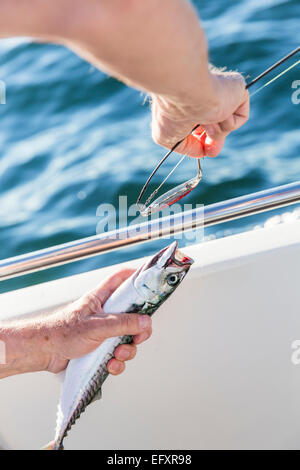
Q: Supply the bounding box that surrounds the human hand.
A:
[151,69,250,158]
[0,269,152,379]
[44,268,152,374]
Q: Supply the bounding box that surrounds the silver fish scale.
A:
[57,300,164,449]
[57,332,137,449]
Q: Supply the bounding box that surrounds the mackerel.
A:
[44,241,193,450]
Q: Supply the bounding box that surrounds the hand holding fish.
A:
[46,242,193,450]
[45,268,152,375]
[0,269,152,379]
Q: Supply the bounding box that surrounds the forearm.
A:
[0,0,64,40]
[0,0,217,111]
[0,1,248,158]
[66,1,213,100]
[64,0,217,109]
[0,321,50,379]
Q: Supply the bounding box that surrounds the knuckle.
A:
[128,350,137,361]
[62,307,82,333]
[116,344,137,361]
[122,313,136,333]
[127,344,137,359]
[152,127,166,147]
[108,359,125,375]
[244,88,250,100]
[82,293,102,314]
[151,120,175,148]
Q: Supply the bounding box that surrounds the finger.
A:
[218,104,248,134]
[114,343,137,361]
[183,128,224,158]
[89,313,152,339]
[202,122,228,143]
[175,133,206,158]
[203,134,225,158]
[90,268,136,306]
[202,94,250,143]
[133,327,152,345]
[152,127,206,158]
[151,104,206,158]
[223,98,249,132]
[107,358,126,375]
[194,127,225,158]
[215,72,248,116]
[231,98,250,129]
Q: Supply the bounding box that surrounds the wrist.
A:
[152,67,247,128]
[0,321,51,378]
[151,69,221,124]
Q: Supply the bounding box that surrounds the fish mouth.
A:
[165,242,194,270]
[143,242,194,271]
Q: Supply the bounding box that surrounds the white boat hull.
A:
[0,219,300,450]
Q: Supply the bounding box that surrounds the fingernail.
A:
[111,361,122,373]
[139,315,150,330]
[121,349,131,360]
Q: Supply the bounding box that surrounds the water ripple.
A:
[0,0,299,292]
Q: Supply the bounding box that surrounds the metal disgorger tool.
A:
[136,46,300,217]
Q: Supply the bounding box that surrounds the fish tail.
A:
[41,440,62,450]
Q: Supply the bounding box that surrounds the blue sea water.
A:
[0,0,299,293]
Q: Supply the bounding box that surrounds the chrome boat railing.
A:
[1,181,300,281]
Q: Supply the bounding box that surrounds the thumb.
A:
[220,72,247,111]
[91,313,151,339]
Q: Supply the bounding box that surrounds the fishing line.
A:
[250,60,300,96]
[245,46,300,89]
[249,58,300,97]
[145,155,186,205]
[144,131,205,208]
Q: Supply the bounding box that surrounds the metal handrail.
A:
[1,181,300,281]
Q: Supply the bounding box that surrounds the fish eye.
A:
[167,273,180,286]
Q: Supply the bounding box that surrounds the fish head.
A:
[133,242,193,303]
